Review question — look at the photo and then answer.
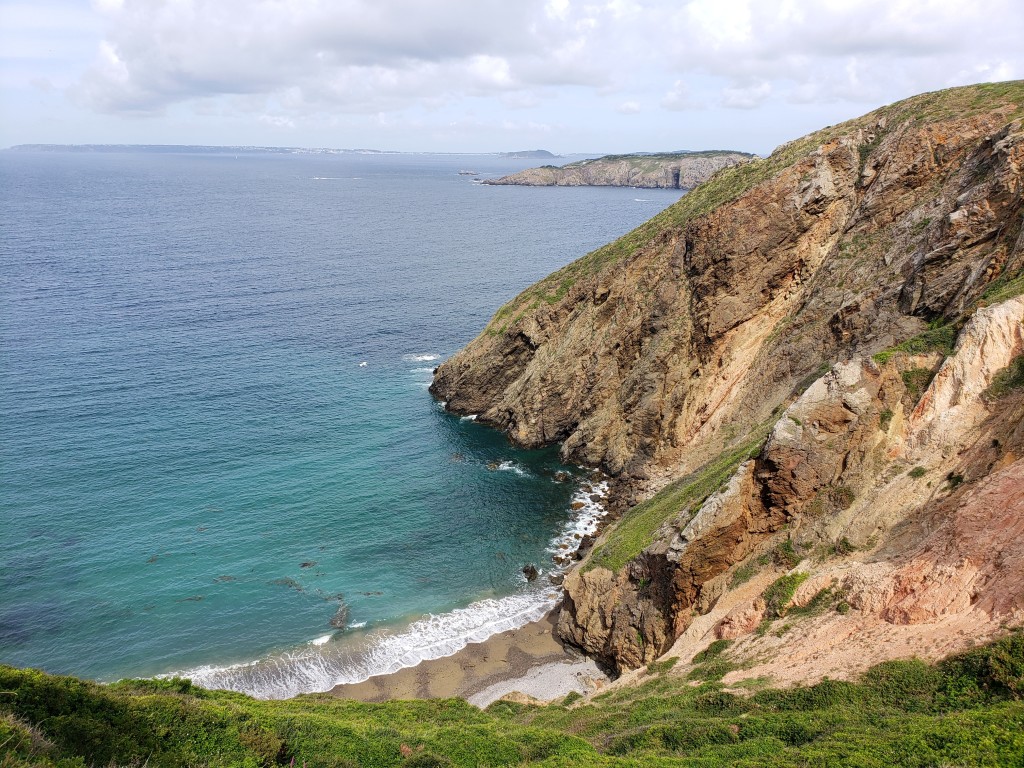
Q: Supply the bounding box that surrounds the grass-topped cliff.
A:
[432,80,1024,683]
[5,81,1024,768]
[484,150,753,192]
[485,80,1024,337]
[3,632,1024,766]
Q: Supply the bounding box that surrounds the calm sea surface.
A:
[0,149,681,697]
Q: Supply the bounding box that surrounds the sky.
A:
[1,0,1022,155]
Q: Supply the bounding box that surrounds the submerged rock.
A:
[329,602,350,629]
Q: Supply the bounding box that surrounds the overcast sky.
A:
[2,0,1022,155]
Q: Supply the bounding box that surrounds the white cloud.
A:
[2,0,1022,150]
[721,81,772,109]
[258,114,295,129]
[663,0,1023,106]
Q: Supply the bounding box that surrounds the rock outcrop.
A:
[432,82,1024,677]
[484,151,754,189]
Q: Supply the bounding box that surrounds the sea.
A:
[0,148,682,698]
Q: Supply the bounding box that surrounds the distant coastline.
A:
[484,149,755,189]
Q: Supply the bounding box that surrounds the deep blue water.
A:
[0,149,682,697]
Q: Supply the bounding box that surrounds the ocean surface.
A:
[0,149,682,698]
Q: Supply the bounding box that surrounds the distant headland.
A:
[484,149,756,189]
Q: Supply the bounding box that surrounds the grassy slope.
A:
[487,80,1024,335]
[556,150,755,173]
[587,425,771,573]
[2,633,1023,767]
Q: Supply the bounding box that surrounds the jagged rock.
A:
[522,564,539,581]
[432,84,1024,674]
[715,598,766,640]
[329,602,349,629]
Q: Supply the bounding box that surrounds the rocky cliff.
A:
[484,150,754,189]
[432,82,1024,681]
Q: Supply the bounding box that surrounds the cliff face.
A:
[432,82,1024,678]
[484,151,753,189]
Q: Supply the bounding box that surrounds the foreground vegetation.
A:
[2,632,1023,767]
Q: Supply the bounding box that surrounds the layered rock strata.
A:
[432,83,1024,676]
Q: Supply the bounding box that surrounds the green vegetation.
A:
[686,640,737,682]
[879,408,893,430]
[587,427,769,573]
[645,657,679,676]
[981,266,1024,305]
[984,353,1024,400]
[762,573,810,619]
[901,367,938,402]
[486,82,1024,338]
[729,561,758,589]
[5,632,1024,767]
[559,150,755,172]
[872,321,958,364]
[769,540,801,570]
[908,466,928,479]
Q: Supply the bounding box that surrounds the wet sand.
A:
[329,610,607,707]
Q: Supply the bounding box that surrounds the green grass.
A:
[4,632,1024,767]
[872,322,958,364]
[981,266,1024,305]
[485,82,1024,339]
[762,573,810,619]
[587,427,770,573]
[902,367,938,402]
[729,561,758,589]
[558,150,755,172]
[985,354,1024,400]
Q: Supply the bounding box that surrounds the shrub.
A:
[902,367,937,401]
[763,573,810,619]
[984,354,1024,399]
[879,408,894,430]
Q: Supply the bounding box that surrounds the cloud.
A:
[662,0,1024,105]
[721,81,771,109]
[74,0,631,114]
[258,114,295,129]
[12,0,1018,150]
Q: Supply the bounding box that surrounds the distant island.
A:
[484,149,756,189]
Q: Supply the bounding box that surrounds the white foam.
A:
[460,414,477,422]
[410,367,435,373]
[168,590,555,700]
[163,475,610,702]
[546,478,610,565]
[496,460,529,477]
[403,353,440,362]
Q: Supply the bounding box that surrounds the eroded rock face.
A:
[840,459,1024,623]
[431,84,1024,673]
[483,152,754,189]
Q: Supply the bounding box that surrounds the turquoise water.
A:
[0,149,682,697]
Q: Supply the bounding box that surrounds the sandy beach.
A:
[330,609,608,708]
